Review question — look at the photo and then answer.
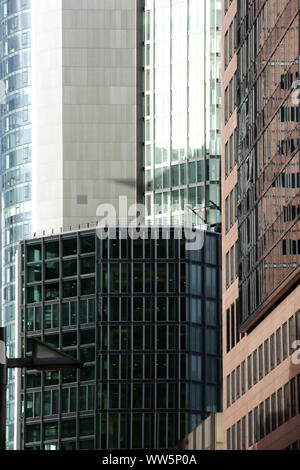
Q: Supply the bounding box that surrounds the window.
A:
[227,375,231,408]
[284,383,290,422]
[63,259,77,277]
[25,391,41,418]
[63,238,77,257]
[63,280,77,298]
[229,22,233,60]
[62,419,76,439]
[282,322,288,360]
[254,407,258,443]
[27,264,41,283]
[26,424,40,443]
[227,429,231,450]
[226,308,230,353]
[231,370,235,404]
[44,422,58,441]
[241,361,245,395]
[277,388,283,426]
[225,141,229,178]
[271,393,277,431]
[248,411,253,447]
[225,32,229,69]
[236,366,240,399]
[231,424,235,450]
[259,402,264,440]
[264,339,269,376]
[289,316,295,355]
[45,283,59,301]
[248,355,252,390]
[79,417,94,437]
[225,196,229,233]
[253,350,257,385]
[270,334,275,370]
[81,278,95,295]
[225,87,228,122]
[236,420,241,450]
[265,398,270,435]
[242,416,246,450]
[61,388,76,414]
[45,261,59,280]
[226,252,229,288]
[27,245,41,262]
[291,378,296,418]
[276,328,282,365]
[45,241,59,259]
[230,190,234,227]
[259,345,263,380]
[230,246,234,284]
[81,235,95,254]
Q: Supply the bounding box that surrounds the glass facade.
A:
[0,0,32,449]
[19,228,221,449]
[144,0,222,226]
[236,0,300,326]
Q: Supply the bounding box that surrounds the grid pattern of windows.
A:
[144,0,221,227]
[20,229,221,449]
[227,373,300,449]
[227,311,300,407]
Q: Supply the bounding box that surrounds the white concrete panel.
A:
[32,0,139,235]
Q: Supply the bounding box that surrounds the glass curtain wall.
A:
[19,229,222,450]
[144,0,222,226]
[0,0,32,449]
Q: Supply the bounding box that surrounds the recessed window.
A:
[27,285,41,303]
[79,417,94,437]
[80,235,95,254]
[63,238,77,257]
[27,264,41,283]
[63,259,77,277]
[45,261,59,280]
[61,420,76,439]
[62,331,77,347]
[44,422,58,441]
[45,241,59,259]
[26,424,40,443]
[81,257,95,275]
[81,277,95,295]
[27,245,41,262]
[45,282,59,301]
[63,280,77,298]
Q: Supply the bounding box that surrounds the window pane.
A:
[63,238,77,257]
[45,241,59,259]
[63,259,77,277]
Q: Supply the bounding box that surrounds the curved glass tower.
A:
[0,0,32,449]
[144,0,222,227]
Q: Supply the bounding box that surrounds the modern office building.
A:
[18,227,222,449]
[144,0,222,227]
[222,0,300,450]
[2,0,224,449]
[0,0,33,448]
[0,0,143,448]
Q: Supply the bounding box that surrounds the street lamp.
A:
[0,327,83,450]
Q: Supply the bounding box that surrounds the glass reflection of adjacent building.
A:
[0,0,32,449]
[144,0,222,227]
[237,0,300,327]
[19,228,222,450]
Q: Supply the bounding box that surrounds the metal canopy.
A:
[6,338,83,371]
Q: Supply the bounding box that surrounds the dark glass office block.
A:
[20,228,221,449]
